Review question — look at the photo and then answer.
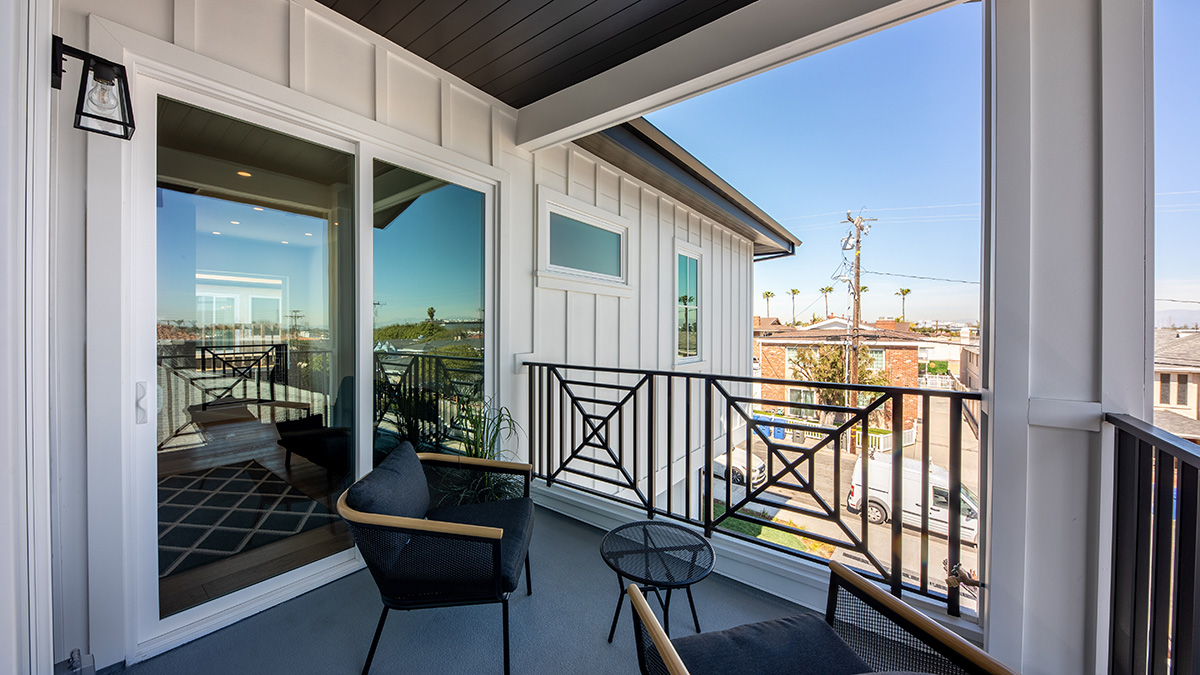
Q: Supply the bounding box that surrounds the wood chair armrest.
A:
[336,491,503,540]
[828,561,1018,675]
[416,453,532,474]
[628,584,691,675]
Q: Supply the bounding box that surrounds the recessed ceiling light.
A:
[237,171,252,177]
[253,207,264,211]
[230,221,240,225]
[281,241,289,244]
[212,231,221,235]
[305,232,313,236]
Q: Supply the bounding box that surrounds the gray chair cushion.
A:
[345,441,429,518]
[670,613,871,675]
[426,497,534,593]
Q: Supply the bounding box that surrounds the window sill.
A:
[536,270,634,298]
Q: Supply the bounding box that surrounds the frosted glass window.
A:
[549,212,621,278]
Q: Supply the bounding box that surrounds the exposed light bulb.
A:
[86,64,120,113]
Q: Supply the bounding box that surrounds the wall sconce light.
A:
[51,35,135,140]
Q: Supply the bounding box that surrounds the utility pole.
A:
[842,211,876,453]
[287,310,305,339]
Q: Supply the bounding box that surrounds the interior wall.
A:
[49,0,757,667]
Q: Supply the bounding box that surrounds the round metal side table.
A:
[600,520,715,642]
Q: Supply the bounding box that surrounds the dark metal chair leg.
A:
[362,606,389,675]
[685,585,701,633]
[525,555,532,596]
[663,588,672,638]
[606,574,626,643]
[502,598,511,675]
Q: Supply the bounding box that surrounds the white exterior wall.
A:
[45,0,753,668]
[528,144,753,375]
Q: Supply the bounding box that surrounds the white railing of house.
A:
[918,374,956,389]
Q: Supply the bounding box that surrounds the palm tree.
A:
[895,288,911,320]
[787,288,800,325]
[762,290,775,317]
[819,286,834,317]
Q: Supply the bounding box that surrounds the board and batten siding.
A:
[528,144,754,376]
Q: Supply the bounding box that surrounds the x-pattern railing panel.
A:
[527,361,982,615]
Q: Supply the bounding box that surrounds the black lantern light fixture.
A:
[51,35,135,140]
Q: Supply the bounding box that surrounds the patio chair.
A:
[336,441,534,675]
[629,560,1017,675]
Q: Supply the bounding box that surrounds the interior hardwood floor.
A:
[157,418,356,618]
[159,521,353,617]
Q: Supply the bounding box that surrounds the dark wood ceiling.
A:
[316,0,759,108]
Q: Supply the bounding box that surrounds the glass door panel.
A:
[154,97,355,617]
[372,159,485,464]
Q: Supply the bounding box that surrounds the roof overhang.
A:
[575,118,800,258]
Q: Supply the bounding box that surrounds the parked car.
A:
[846,455,980,546]
[712,451,768,487]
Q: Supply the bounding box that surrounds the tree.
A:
[427,306,436,322]
[789,344,890,426]
[895,288,911,321]
[787,288,800,325]
[819,286,834,318]
[762,290,775,317]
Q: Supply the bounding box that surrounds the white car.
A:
[712,452,768,487]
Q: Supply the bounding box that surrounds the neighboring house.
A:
[753,318,924,431]
[959,345,983,391]
[1153,329,1200,443]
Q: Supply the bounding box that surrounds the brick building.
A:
[753,317,928,431]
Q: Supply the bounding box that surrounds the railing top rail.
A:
[524,360,982,400]
[1106,412,1200,465]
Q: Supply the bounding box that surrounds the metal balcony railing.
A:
[1108,413,1200,674]
[526,362,982,615]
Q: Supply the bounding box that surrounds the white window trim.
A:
[536,185,632,292]
[674,240,703,365]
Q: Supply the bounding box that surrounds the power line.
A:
[780,201,982,221]
[1157,298,1200,305]
[862,269,980,284]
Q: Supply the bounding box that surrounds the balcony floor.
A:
[115,506,809,674]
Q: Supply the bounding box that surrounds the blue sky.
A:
[373,184,485,326]
[1154,0,1200,327]
[648,1,1198,326]
[648,4,984,324]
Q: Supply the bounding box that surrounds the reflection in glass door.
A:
[372,159,485,465]
[154,98,355,617]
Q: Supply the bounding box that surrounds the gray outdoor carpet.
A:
[107,507,808,675]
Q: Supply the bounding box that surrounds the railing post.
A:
[890,394,903,597]
[704,377,713,538]
[647,375,656,519]
[947,396,963,616]
[528,364,536,477]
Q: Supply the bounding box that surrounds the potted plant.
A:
[427,397,524,506]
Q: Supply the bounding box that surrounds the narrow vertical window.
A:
[677,253,699,360]
[1179,375,1189,406]
[1161,373,1172,404]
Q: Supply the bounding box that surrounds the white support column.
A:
[985,0,1151,673]
[1,0,55,673]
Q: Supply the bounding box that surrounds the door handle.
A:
[135,381,148,424]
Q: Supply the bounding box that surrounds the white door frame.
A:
[82,15,506,666]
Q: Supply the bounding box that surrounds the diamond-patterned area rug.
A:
[157,460,338,578]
